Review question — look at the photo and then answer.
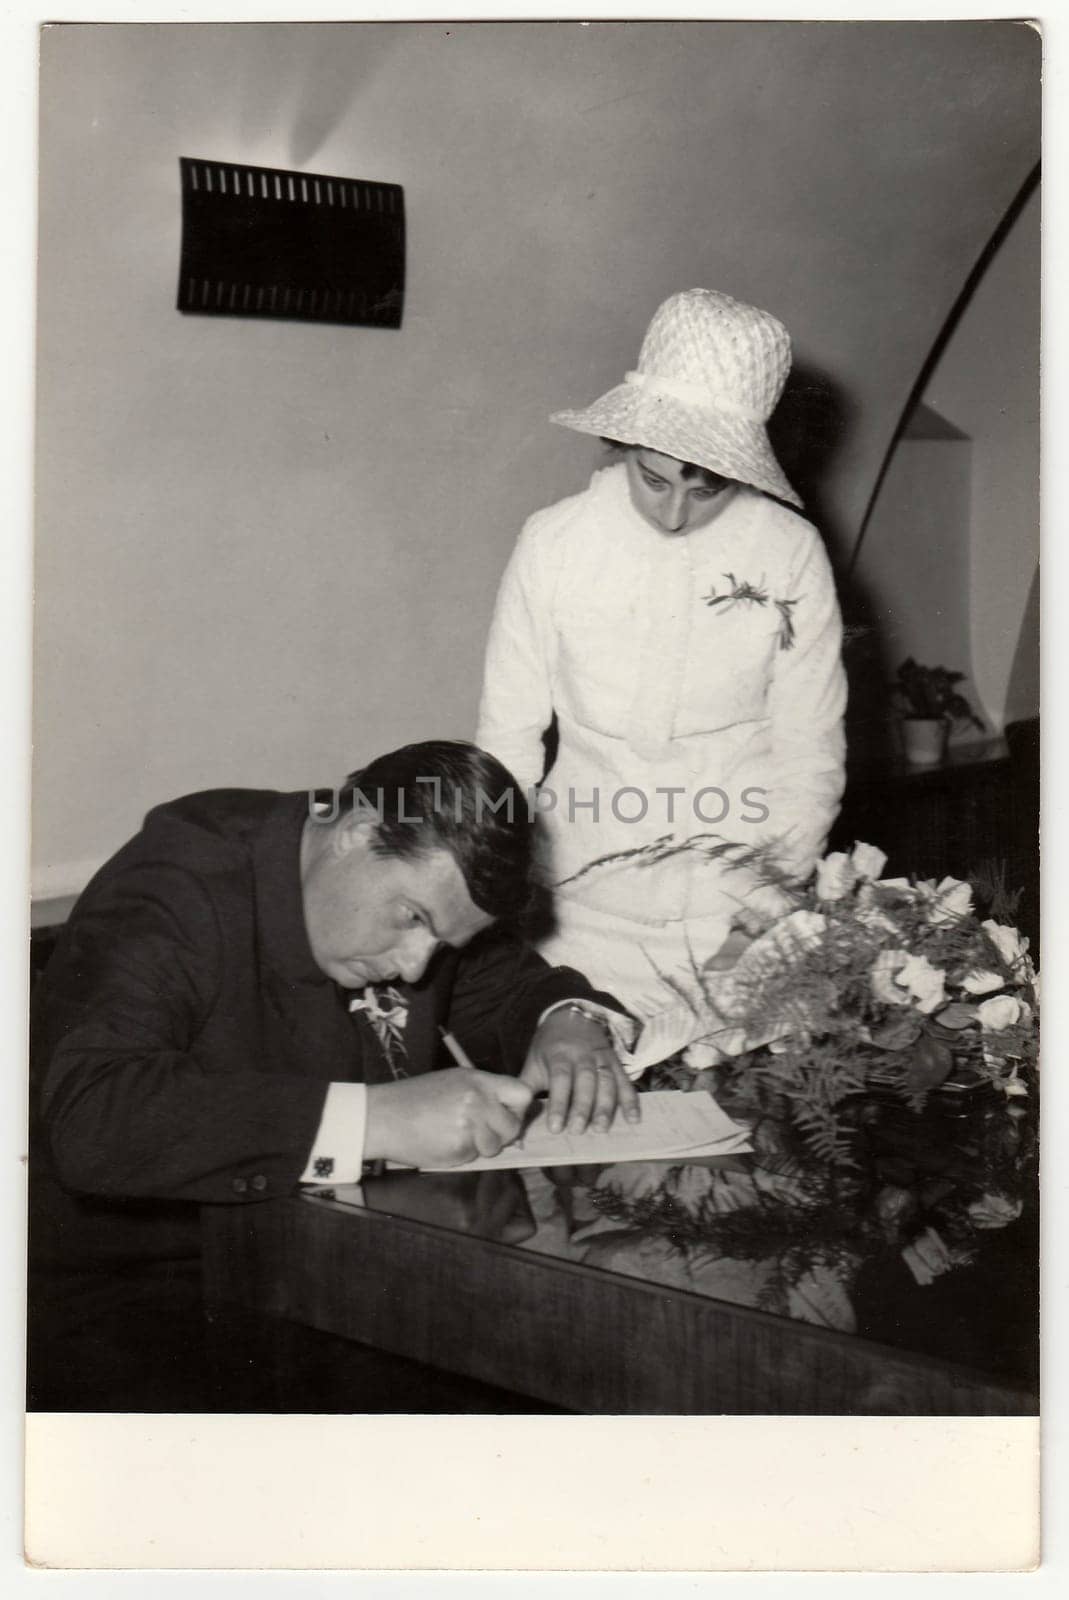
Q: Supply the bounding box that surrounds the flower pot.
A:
[900,717,949,766]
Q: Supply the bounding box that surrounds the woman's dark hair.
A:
[336,740,533,922]
[600,437,733,491]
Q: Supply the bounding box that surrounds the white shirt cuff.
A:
[299,1082,368,1184]
[536,999,638,1059]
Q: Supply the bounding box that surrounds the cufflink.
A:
[313,1156,335,1178]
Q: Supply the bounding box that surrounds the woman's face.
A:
[624,448,734,536]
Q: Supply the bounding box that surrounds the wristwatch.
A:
[556,1001,615,1042]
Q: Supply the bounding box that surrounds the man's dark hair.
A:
[337,740,533,922]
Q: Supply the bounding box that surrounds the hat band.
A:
[624,370,766,424]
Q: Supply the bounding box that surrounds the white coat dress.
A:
[476,463,847,1034]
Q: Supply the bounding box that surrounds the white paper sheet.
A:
[415,1088,752,1172]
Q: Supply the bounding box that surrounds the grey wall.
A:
[851,183,1040,737]
[32,21,1039,897]
[926,184,1041,730]
[855,424,974,735]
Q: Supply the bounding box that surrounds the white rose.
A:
[961,969,1004,995]
[967,1193,1024,1230]
[814,852,857,902]
[850,842,888,882]
[977,995,1023,1032]
[901,1227,955,1286]
[982,920,1030,974]
[895,953,947,1014]
[871,949,912,1006]
[927,876,973,926]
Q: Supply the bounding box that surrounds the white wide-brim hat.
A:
[551,287,802,508]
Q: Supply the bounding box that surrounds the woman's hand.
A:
[521,1008,640,1135]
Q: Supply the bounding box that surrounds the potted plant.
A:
[891,658,985,765]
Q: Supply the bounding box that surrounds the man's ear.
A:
[331,811,377,860]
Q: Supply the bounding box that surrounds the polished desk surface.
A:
[201,1153,1037,1416]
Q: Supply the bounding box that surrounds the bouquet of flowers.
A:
[588,841,1039,1320]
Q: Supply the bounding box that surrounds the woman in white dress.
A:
[476,288,847,1062]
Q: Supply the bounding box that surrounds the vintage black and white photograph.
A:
[19,9,1044,1572]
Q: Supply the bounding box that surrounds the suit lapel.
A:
[261,968,367,1083]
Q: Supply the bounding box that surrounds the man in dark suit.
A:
[29,740,635,1410]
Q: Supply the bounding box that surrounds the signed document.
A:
[415,1089,752,1173]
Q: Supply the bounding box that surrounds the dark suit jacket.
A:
[30,788,616,1285]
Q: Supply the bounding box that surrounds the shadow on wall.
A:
[770,360,856,556]
[769,363,893,766]
[837,581,898,767]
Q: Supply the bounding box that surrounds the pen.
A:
[438,1025,478,1071]
[439,1023,544,1153]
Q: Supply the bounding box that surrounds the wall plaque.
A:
[176,157,404,328]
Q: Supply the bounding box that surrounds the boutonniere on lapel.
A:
[349,983,411,1078]
[702,573,799,651]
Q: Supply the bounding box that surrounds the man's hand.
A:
[522,1009,640,1135]
[364,1067,533,1169]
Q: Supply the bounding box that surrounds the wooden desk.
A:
[201,1166,1036,1416]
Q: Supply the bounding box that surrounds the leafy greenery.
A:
[891,657,985,728]
[587,839,1038,1310]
